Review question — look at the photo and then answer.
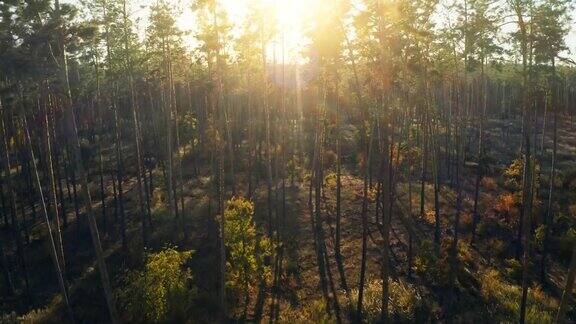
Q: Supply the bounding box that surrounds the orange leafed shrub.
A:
[423,210,436,225]
[495,193,517,214]
[494,193,519,225]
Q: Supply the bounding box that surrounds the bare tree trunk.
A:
[447,94,463,316]
[311,95,332,316]
[0,239,14,296]
[0,98,32,306]
[334,76,349,297]
[379,108,391,323]
[419,117,427,221]
[68,150,81,242]
[556,241,576,323]
[433,120,441,253]
[112,99,126,253]
[44,93,66,276]
[407,141,414,278]
[54,0,119,319]
[471,70,487,244]
[357,123,373,322]
[541,60,558,283]
[122,0,147,246]
[517,7,534,322]
[23,115,74,322]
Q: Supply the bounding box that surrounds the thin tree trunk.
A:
[357,123,374,322]
[54,0,119,318]
[556,241,576,323]
[113,99,126,253]
[541,60,558,283]
[0,98,32,306]
[334,76,349,298]
[471,70,487,243]
[122,0,147,246]
[380,109,391,323]
[44,93,66,276]
[23,115,74,322]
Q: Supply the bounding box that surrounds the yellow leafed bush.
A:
[118,248,194,323]
[480,269,557,324]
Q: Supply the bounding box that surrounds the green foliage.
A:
[534,224,547,250]
[279,300,335,324]
[223,197,273,297]
[503,258,522,282]
[0,295,64,323]
[435,238,474,286]
[349,279,424,323]
[0,309,54,324]
[531,0,572,64]
[503,158,524,190]
[503,157,540,192]
[481,270,557,323]
[486,238,507,259]
[118,248,195,323]
[179,112,198,147]
[324,172,338,189]
[413,239,436,276]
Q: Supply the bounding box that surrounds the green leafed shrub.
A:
[503,157,540,193]
[349,279,424,323]
[224,197,273,298]
[118,248,195,323]
[324,172,338,189]
[435,238,474,286]
[503,258,522,282]
[413,239,436,276]
[279,300,335,324]
[480,269,557,323]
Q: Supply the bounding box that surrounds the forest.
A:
[1,0,576,322]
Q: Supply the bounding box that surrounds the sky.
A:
[66,0,576,64]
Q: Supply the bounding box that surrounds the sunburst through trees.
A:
[0,0,576,322]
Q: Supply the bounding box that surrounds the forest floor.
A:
[2,115,576,323]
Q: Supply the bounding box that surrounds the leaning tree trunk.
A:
[23,115,74,322]
[44,93,66,276]
[55,0,119,320]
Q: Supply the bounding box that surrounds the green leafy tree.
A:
[223,197,272,309]
[119,248,195,323]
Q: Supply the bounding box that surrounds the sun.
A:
[177,0,316,62]
[266,0,312,62]
[247,0,313,62]
[224,0,315,63]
